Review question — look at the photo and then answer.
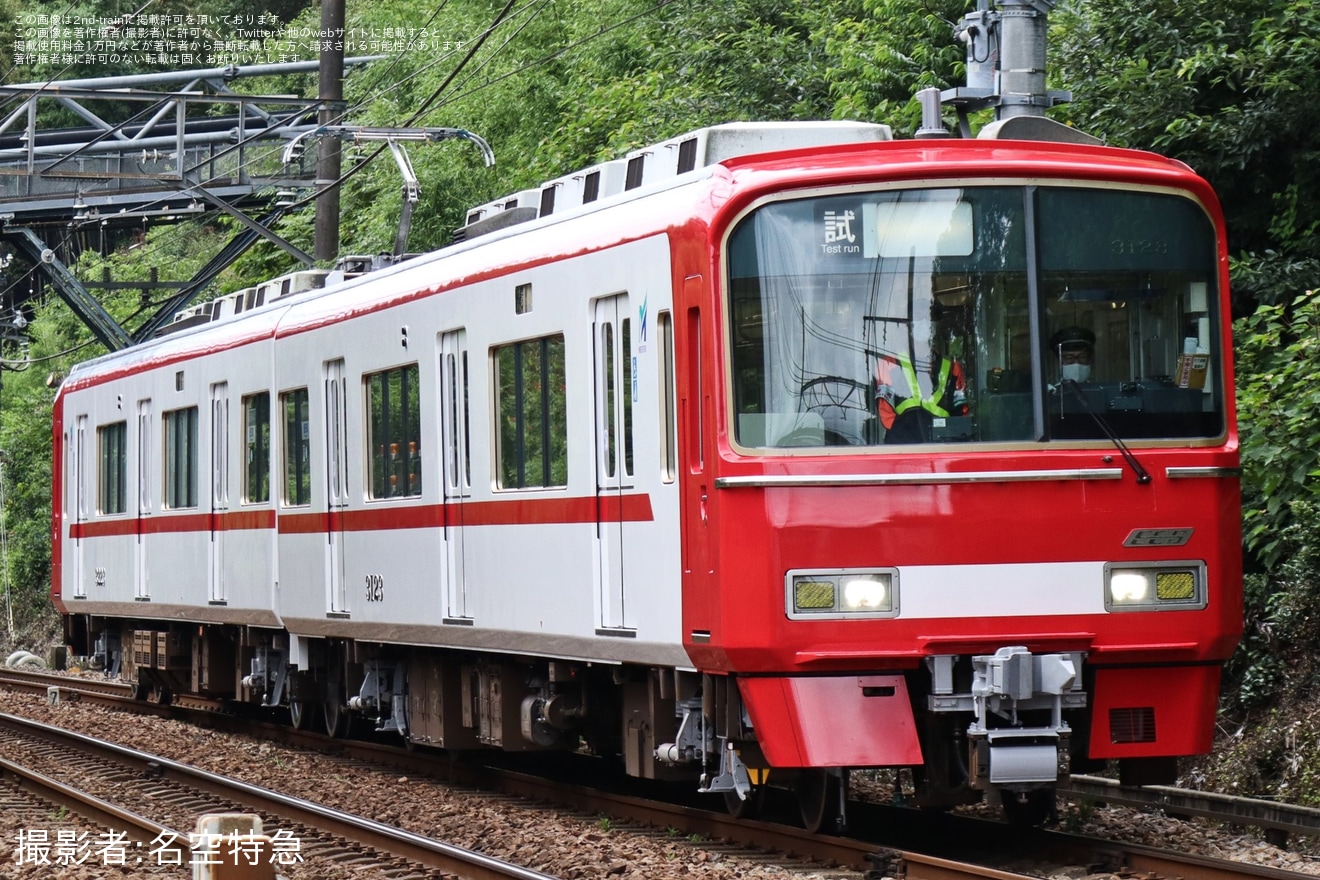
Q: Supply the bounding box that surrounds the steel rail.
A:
[1064,774,1320,845]
[0,711,557,880]
[0,755,188,859]
[1079,835,1314,880]
[6,668,1318,875]
[492,767,882,870]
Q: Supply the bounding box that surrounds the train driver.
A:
[1051,325,1095,383]
[874,312,968,444]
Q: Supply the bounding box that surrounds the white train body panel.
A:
[57,211,685,665]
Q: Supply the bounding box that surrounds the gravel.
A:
[2,685,1319,878]
[0,687,847,879]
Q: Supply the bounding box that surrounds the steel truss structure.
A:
[0,58,377,349]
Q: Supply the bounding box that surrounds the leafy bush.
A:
[1222,502,1320,714]
[1234,293,1320,568]
[1200,504,1320,801]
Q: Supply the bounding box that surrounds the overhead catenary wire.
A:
[15,0,684,324]
[21,0,681,225]
[0,0,165,114]
[272,0,524,215]
[6,0,495,308]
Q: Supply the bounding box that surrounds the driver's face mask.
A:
[1060,362,1091,383]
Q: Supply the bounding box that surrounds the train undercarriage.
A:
[68,616,1158,830]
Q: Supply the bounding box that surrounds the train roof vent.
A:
[452,187,541,242]
[623,120,892,188]
[452,206,539,243]
[577,160,627,205]
[214,291,245,320]
[456,121,891,239]
[276,269,329,299]
[154,302,214,337]
[676,136,699,173]
[624,154,646,190]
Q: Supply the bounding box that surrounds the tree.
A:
[1054,0,1320,311]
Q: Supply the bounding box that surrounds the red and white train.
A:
[53,116,1242,828]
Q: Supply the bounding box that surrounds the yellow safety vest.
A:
[891,355,952,418]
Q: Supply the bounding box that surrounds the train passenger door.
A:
[439,330,471,621]
[135,399,152,601]
[324,359,350,614]
[680,289,718,631]
[593,295,634,631]
[70,414,88,599]
[209,383,229,604]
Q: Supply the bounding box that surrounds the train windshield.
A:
[726,185,1224,448]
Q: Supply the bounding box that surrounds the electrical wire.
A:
[269,0,524,215]
[11,0,682,221]
[426,0,683,117]
[9,0,687,312]
[0,0,163,113]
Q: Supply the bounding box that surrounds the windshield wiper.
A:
[1061,379,1152,484]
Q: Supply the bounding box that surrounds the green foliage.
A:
[1234,293,1320,568]
[0,220,232,615]
[1055,0,1320,310]
[0,294,89,621]
[547,0,846,161]
[1199,502,1320,801]
[824,0,967,134]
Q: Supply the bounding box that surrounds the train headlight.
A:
[1104,562,1206,611]
[787,568,898,619]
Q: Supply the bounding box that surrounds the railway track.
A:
[2,666,1315,880]
[0,709,559,880]
[0,750,195,876]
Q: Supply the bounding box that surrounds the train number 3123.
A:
[364,574,385,602]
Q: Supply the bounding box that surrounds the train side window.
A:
[163,406,198,509]
[602,321,616,478]
[494,334,567,489]
[658,311,675,482]
[366,364,422,499]
[621,316,634,478]
[242,392,271,504]
[96,421,127,515]
[138,400,152,514]
[74,416,88,520]
[281,388,311,506]
[440,332,471,494]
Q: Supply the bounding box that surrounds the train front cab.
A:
[676,141,1243,824]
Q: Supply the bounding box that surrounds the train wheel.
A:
[796,769,840,833]
[289,700,307,730]
[723,785,764,820]
[323,693,347,738]
[1001,788,1057,827]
